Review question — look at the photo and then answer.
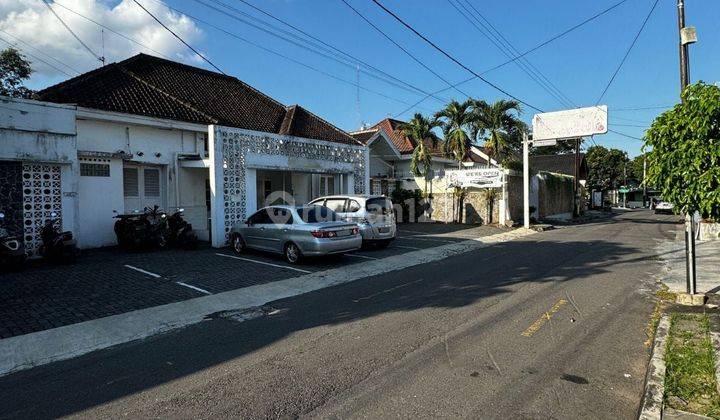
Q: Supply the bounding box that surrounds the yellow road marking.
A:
[521,299,567,337]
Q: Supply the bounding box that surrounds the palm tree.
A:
[435,99,474,222]
[398,113,440,194]
[470,99,526,224]
[470,99,525,168]
[435,99,474,167]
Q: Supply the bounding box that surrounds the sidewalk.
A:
[657,226,720,294]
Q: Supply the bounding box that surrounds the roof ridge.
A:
[119,66,219,124]
[294,104,362,146]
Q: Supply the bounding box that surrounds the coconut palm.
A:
[470,99,526,167]
[435,99,474,222]
[398,113,440,194]
[435,99,474,167]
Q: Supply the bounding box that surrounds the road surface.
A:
[0,210,678,419]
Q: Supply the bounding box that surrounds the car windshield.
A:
[297,206,341,223]
[366,197,393,215]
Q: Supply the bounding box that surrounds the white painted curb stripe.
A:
[175,282,212,295]
[345,253,379,260]
[215,253,312,274]
[390,245,422,250]
[124,264,162,278]
[0,228,534,377]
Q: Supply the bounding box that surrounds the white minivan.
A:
[308,195,396,248]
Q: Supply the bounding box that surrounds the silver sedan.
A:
[229,205,362,264]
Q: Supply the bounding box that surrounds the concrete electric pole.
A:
[677,0,698,298]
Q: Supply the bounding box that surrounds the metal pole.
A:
[523,132,530,229]
[574,138,580,217]
[678,0,696,295]
[643,155,647,207]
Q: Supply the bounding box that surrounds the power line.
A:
[609,129,644,141]
[52,0,174,61]
[0,29,81,74]
[143,0,436,112]
[391,0,630,117]
[188,0,447,102]
[339,0,470,99]
[131,0,226,74]
[41,0,104,64]
[370,0,543,113]
[214,0,449,103]
[460,0,577,108]
[447,0,575,109]
[595,0,660,105]
[610,123,648,128]
[0,35,75,77]
[613,105,673,111]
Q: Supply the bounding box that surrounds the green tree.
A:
[435,99,474,168]
[470,99,526,167]
[0,48,34,99]
[585,145,629,190]
[398,113,441,194]
[435,99,474,222]
[645,82,720,220]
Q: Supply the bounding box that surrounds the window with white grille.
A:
[144,168,160,197]
[123,167,138,197]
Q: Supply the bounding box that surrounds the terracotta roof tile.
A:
[37,54,357,145]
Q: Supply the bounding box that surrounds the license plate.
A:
[336,230,351,237]
[378,227,390,233]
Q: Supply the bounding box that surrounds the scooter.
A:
[113,206,169,250]
[0,211,26,270]
[39,212,80,263]
[167,208,198,249]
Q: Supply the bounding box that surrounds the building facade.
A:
[0,54,368,254]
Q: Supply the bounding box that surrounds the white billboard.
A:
[446,168,503,188]
[532,105,608,141]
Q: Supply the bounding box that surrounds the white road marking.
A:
[345,253,379,260]
[124,264,162,278]
[215,253,312,274]
[175,282,212,295]
[390,244,422,250]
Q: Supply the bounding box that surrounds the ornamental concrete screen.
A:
[208,125,369,248]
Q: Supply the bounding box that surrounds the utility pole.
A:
[573,138,580,217]
[642,155,647,208]
[523,131,530,229]
[678,0,697,297]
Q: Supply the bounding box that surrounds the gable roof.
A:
[36,54,358,145]
[353,118,444,155]
[530,153,588,179]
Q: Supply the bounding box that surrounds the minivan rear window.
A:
[297,206,341,223]
[366,197,393,215]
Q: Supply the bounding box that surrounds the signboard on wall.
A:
[532,105,608,141]
[446,168,503,188]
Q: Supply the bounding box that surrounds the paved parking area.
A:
[0,223,509,339]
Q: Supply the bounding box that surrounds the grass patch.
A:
[664,313,720,418]
[645,285,677,347]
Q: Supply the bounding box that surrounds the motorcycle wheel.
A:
[157,233,168,248]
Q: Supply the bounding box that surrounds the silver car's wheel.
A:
[232,235,245,254]
[285,242,301,264]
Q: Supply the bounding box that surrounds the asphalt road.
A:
[0,210,679,419]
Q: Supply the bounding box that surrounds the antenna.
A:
[100,28,105,65]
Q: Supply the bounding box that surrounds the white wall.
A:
[178,167,209,241]
[77,158,124,248]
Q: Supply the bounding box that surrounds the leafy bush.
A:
[645,82,720,220]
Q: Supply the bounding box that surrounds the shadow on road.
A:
[0,224,653,420]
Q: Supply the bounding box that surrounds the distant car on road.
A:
[654,201,674,214]
[230,205,361,264]
[308,195,396,248]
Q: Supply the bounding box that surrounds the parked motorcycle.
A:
[0,211,26,270]
[113,205,169,250]
[167,208,198,249]
[39,212,80,263]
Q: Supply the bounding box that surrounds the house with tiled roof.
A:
[351,118,495,195]
[0,54,367,252]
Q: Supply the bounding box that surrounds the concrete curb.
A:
[639,314,670,420]
[0,228,535,377]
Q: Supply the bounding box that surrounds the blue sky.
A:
[16,0,720,157]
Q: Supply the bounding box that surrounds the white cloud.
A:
[0,0,205,81]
